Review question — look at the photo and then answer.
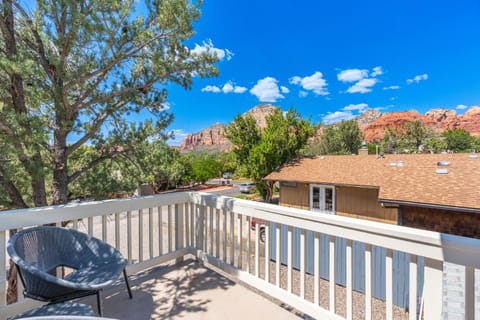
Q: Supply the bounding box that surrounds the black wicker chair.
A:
[7,226,132,316]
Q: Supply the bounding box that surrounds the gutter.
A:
[379,199,480,214]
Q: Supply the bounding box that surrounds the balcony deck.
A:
[79,258,298,320]
[1,191,480,320]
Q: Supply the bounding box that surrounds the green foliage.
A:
[224,115,260,173]
[311,120,362,155]
[398,120,432,152]
[442,129,473,152]
[0,0,217,207]
[380,128,399,153]
[424,136,447,154]
[472,137,480,153]
[191,152,221,184]
[227,107,314,202]
[338,120,363,154]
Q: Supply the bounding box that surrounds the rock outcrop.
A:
[355,109,382,129]
[179,123,231,153]
[179,105,480,151]
[179,104,278,152]
[362,111,438,142]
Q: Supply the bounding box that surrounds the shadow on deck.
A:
[80,259,299,320]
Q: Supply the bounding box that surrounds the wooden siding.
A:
[279,183,398,224]
[279,182,309,210]
[336,186,398,224]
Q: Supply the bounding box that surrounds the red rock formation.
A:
[179,104,278,152]
[457,106,480,136]
[363,111,438,142]
[180,105,480,151]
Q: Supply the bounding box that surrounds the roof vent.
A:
[435,168,449,175]
[389,162,397,167]
[437,161,450,166]
[469,154,478,160]
[397,161,404,167]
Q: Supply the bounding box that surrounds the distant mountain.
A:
[362,107,480,142]
[178,105,480,152]
[179,104,277,152]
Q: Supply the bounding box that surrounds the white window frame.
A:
[309,184,335,214]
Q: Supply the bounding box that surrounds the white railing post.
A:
[423,258,443,319]
[175,203,184,263]
[196,204,205,251]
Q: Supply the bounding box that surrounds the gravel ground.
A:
[205,226,410,320]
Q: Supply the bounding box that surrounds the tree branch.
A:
[0,167,28,208]
[68,150,120,183]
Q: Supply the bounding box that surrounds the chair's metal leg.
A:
[123,268,133,299]
[96,289,103,316]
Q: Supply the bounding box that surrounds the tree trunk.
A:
[6,250,18,304]
[263,181,274,203]
[52,139,69,205]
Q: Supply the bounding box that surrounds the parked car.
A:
[239,182,256,194]
[250,217,266,243]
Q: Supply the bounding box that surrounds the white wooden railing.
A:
[1,192,479,320]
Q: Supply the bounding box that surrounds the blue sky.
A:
[160,0,480,145]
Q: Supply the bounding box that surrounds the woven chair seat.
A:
[8,226,132,316]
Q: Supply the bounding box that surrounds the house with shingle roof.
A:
[264,152,480,238]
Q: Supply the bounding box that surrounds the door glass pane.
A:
[324,188,333,211]
[312,187,320,209]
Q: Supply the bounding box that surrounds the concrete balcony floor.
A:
[79,258,299,320]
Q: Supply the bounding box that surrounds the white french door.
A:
[310,184,335,213]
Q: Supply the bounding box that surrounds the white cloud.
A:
[343,103,368,112]
[383,85,400,90]
[346,78,378,94]
[323,111,355,124]
[456,104,468,110]
[370,66,383,77]
[299,91,308,98]
[406,73,428,84]
[250,77,284,102]
[233,86,247,93]
[280,86,290,94]
[201,85,221,93]
[191,39,233,61]
[168,129,189,146]
[338,67,383,94]
[202,81,247,94]
[289,71,329,95]
[337,69,369,82]
[222,82,234,93]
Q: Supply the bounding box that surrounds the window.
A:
[310,184,335,213]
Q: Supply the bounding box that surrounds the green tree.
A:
[472,137,480,153]
[380,128,400,154]
[310,120,362,155]
[227,108,314,202]
[398,120,431,152]
[191,153,221,184]
[338,120,363,154]
[224,114,261,169]
[0,0,218,208]
[424,136,447,154]
[442,129,473,152]
[312,126,344,155]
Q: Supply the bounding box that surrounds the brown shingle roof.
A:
[265,154,480,211]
